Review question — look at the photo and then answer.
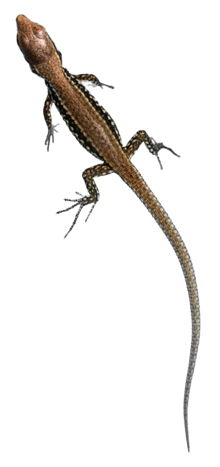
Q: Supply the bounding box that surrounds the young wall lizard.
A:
[16,14,200,451]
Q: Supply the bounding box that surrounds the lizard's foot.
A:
[45,124,59,152]
[57,192,96,238]
[150,137,180,170]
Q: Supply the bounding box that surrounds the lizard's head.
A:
[16,15,58,66]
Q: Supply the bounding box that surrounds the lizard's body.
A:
[16,14,200,451]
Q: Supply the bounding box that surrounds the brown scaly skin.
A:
[17,21,202,455]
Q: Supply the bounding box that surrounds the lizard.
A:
[16,14,200,451]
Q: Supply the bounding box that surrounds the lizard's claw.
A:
[150,137,180,170]
[45,124,59,151]
[57,192,96,238]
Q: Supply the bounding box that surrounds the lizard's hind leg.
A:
[54,163,113,240]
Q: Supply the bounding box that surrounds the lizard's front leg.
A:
[43,94,62,152]
[74,73,114,89]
